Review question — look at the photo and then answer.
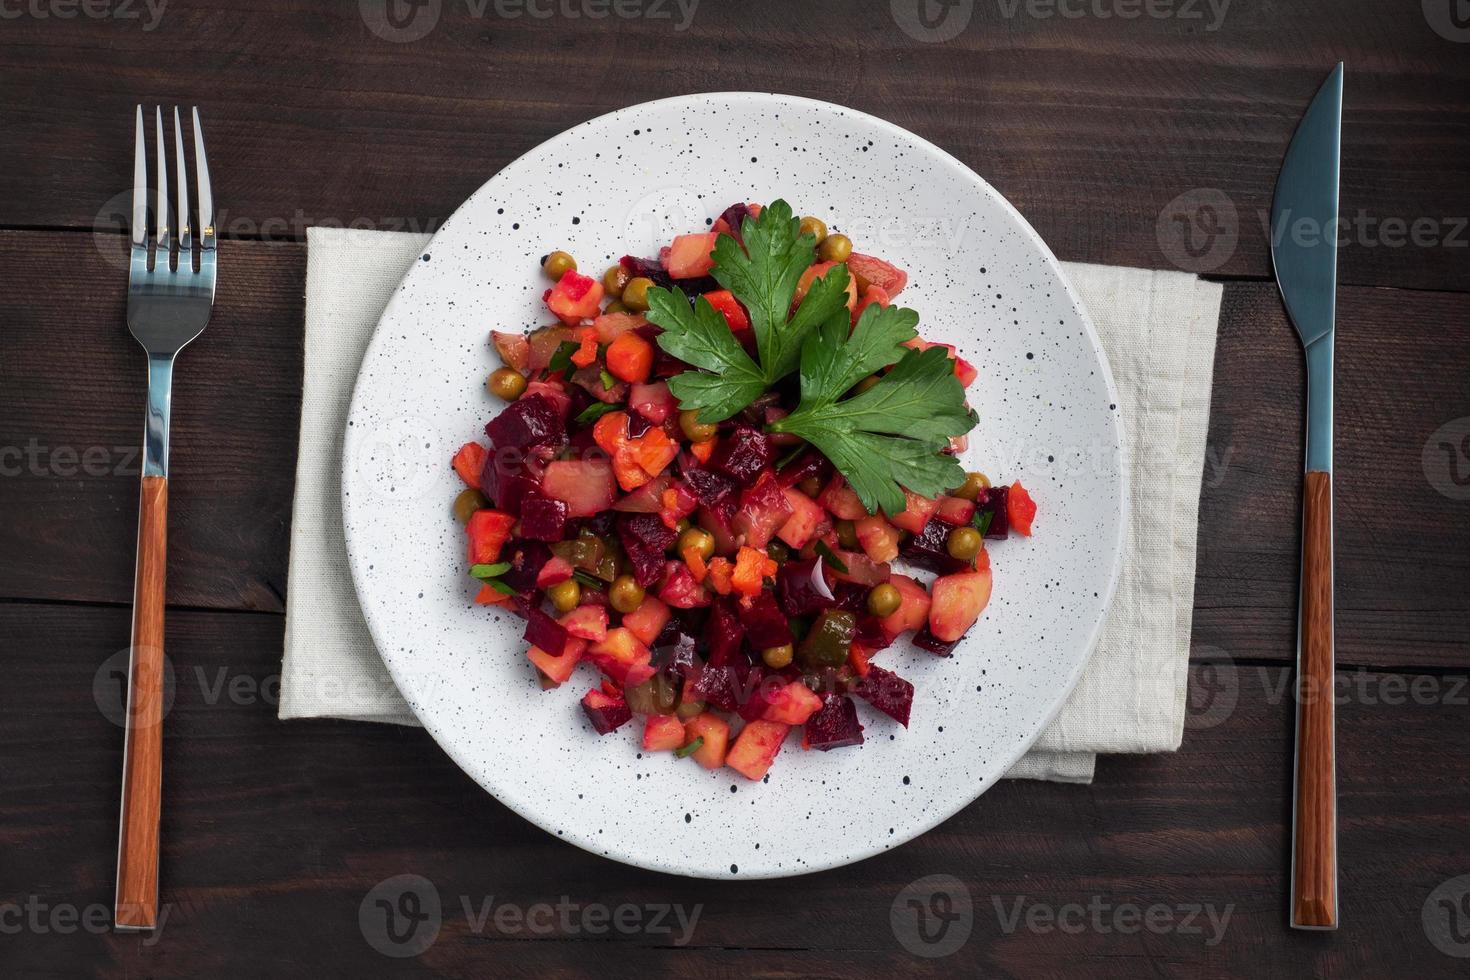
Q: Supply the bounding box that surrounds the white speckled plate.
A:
[342,93,1125,879]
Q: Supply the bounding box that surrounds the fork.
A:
[114,105,216,932]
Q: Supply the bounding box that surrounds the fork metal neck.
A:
[142,354,174,478]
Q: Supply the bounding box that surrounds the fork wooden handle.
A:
[115,474,167,930]
[1291,469,1337,929]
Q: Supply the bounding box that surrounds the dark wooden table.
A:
[4,2,1469,976]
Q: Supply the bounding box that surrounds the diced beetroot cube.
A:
[708,425,773,486]
[619,254,675,291]
[484,394,567,452]
[726,719,789,780]
[524,606,571,657]
[736,667,784,723]
[717,202,753,244]
[541,459,617,517]
[684,467,740,516]
[732,471,794,549]
[498,540,551,594]
[740,590,792,650]
[687,664,742,713]
[618,513,678,588]
[519,495,568,541]
[911,627,959,657]
[852,614,894,652]
[581,688,631,734]
[776,557,831,617]
[977,484,1010,538]
[658,560,710,608]
[696,506,740,557]
[804,693,865,750]
[901,518,971,574]
[850,664,913,727]
[704,597,747,667]
[775,448,832,488]
[481,459,542,516]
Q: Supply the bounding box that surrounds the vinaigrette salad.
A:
[449,201,1036,781]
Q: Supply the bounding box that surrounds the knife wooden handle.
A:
[1291,469,1337,929]
[116,474,167,930]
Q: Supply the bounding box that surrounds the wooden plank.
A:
[5,232,1467,667]
[1,602,1467,976]
[0,232,304,612]
[0,2,1466,290]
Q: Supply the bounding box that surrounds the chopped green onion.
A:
[773,445,806,471]
[575,401,620,425]
[599,367,618,390]
[971,510,994,536]
[470,562,512,580]
[674,737,704,759]
[482,578,518,595]
[546,340,579,375]
[571,570,604,590]
[813,540,849,574]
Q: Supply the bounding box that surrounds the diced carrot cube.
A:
[452,442,488,487]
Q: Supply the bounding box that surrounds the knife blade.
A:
[1271,62,1342,932]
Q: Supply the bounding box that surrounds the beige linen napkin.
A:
[280,227,1222,784]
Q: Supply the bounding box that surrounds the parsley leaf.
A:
[710,200,850,381]
[769,307,977,515]
[646,199,852,421]
[646,288,767,422]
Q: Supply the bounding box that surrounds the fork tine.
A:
[191,107,214,251]
[153,107,172,268]
[131,106,147,249]
[172,107,191,264]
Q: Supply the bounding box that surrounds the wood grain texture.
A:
[114,474,168,930]
[2,602,1469,976]
[0,2,1465,291]
[1291,470,1336,930]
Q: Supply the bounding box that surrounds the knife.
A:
[1271,63,1343,932]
